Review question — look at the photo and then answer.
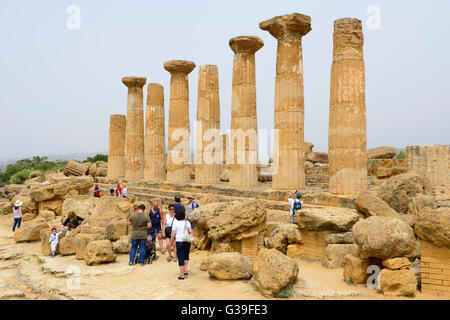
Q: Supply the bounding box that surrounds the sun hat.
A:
[14,200,23,207]
[187,196,194,199]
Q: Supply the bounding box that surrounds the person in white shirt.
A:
[49,228,63,257]
[122,184,128,198]
[287,190,303,224]
[170,209,194,280]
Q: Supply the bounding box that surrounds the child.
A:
[287,190,303,224]
[49,228,63,257]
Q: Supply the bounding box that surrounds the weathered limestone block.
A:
[367,146,397,159]
[379,269,417,296]
[108,114,126,178]
[208,252,252,280]
[382,257,411,270]
[294,206,359,232]
[328,18,367,195]
[122,76,146,180]
[355,192,399,218]
[14,220,49,242]
[377,172,433,214]
[38,200,64,216]
[266,223,302,254]
[367,159,406,176]
[352,216,417,259]
[324,244,360,269]
[325,232,355,244]
[64,160,89,177]
[105,221,128,241]
[252,248,299,297]
[343,254,370,284]
[84,240,116,266]
[22,213,36,221]
[11,195,37,214]
[145,83,166,182]
[259,13,311,190]
[407,145,449,194]
[228,36,263,188]
[38,210,55,220]
[414,207,450,248]
[286,244,303,259]
[59,236,76,256]
[113,235,131,254]
[195,65,221,185]
[164,60,196,183]
[376,167,407,179]
[74,233,105,260]
[29,176,94,202]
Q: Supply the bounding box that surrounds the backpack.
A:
[292,199,302,214]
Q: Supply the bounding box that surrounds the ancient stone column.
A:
[122,77,146,180]
[328,18,367,195]
[260,13,311,190]
[144,83,166,182]
[195,65,221,185]
[228,36,264,189]
[407,145,449,194]
[164,60,196,183]
[64,160,89,177]
[107,114,126,178]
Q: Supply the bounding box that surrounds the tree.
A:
[83,154,108,163]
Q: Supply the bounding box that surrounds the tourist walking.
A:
[186,196,199,248]
[12,200,23,233]
[163,204,177,262]
[128,204,151,266]
[148,201,165,254]
[170,209,194,280]
[287,190,303,224]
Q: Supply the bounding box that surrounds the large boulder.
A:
[84,240,116,266]
[38,200,64,216]
[324,244,360,269]
[352,216,417,259]
[252,248,299,297]
[414,207,450,248]
[377,172,433,214]
[294,206,359,232]
[29,176,94,202]
[266,223,302,254]
[207,252,253,280]
[38,210,56,221]
[74,233,106,260]
[379,269,417,296]
[3,184,25,199]
[113,235,131,254]
[59,226,106,256]
[14,220,49,242]
[367,146,397,159]
[355,192,399,218]
[343,254,370,284]
[59,237,76,256]
[382,257,411,270]
[189,200,266,242]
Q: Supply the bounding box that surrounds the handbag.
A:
[182,220,195,243]
[164,216,175,238]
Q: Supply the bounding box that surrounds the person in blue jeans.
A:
[128,204,151,266]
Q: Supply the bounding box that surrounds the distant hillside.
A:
[0,152,107,170]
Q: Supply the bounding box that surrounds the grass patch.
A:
[274,283,293,299]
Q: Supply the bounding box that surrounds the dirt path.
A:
[0,215,437,300]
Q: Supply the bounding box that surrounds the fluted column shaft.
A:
[228,36,263,189]
[108,114,126,178]
[260,13,311,190]
[145,83,166,182]
[195,65,221,184]
[328,18,367,195]
[407,145,449,194]
[122,77,146,180]
[164,60,196,183]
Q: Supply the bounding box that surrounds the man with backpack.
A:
[287,190,303,224]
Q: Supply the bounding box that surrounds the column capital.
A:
[333,18,363,45]
[229,36,264,54]
[122,77,147,88]
[259,13,311,40]
[163,60,196,74]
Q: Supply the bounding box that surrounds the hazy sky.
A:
[1,0,449,162]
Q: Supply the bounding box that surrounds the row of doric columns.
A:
[107,13,368,195]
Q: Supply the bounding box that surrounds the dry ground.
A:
[0,214,441,300]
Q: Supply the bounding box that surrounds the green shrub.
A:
[273,284,293,299]
[83,154,108,163]
[9,168,33,185]
[395,151,406,159]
